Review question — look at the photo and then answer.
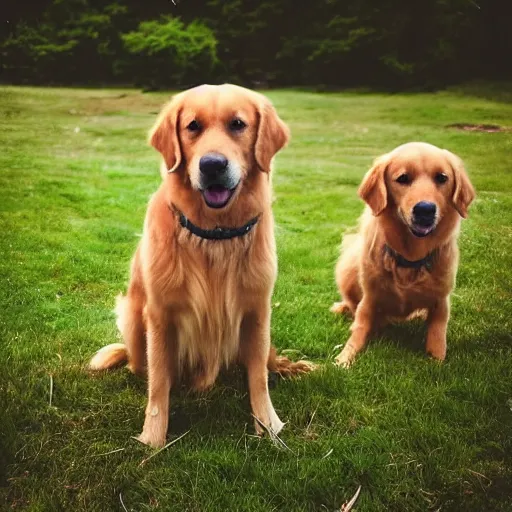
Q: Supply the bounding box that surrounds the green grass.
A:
[1,83,511,511]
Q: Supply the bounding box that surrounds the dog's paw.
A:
[331,302,346,314]
[253,406,285,437]
[138,413,168,448]
[272,355,317,378]
[137,430,166,448]
[295,360,318,373]
[425,338,446,361]
[335,346,356,368]
[254,416,285,437]
[334,356,352,369]
[330,301,354,316]
[426,346,446,361]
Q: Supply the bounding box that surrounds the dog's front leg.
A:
[335,297,374,368]
[426,297,450,361]
[240,306,285,436]
[138,309,174,448]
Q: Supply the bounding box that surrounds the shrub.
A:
[120,17,218,89]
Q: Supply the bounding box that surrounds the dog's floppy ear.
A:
[255,100,290,173]
[444,150,475,218]
[148,94,183,173]
[358,153,389,216]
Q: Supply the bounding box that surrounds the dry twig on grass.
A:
[48,374,54,407]
[340,485,362,512]
[119,493,128,512]
[95,448,125,457]
[138,430,191,467]
[252,415,294,453]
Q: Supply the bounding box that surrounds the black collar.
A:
[384,244,436,271]
[174,206,260,241]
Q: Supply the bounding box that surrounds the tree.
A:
[121,16,218,89]
[0,0,510,88]
[1,0,129,84]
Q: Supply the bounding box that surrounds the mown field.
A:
[0,84,511,511]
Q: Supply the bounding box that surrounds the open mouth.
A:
[202,185,236,209]
[410,223,435,238]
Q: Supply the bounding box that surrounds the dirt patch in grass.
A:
[446,123,509,132]
[73,92,167,116]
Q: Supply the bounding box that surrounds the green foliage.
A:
[0,0,511,93]
[121,17,218,88]
[1,0,129,84]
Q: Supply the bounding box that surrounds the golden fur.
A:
[332,142,475,367]
[89,84,314,447]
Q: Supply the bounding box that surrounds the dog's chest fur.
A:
[145,218,276,390]
[369,242,458,317]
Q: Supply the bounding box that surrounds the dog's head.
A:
[149,84,289,210]
[359,142,475,238]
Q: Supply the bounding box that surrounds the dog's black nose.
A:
[413,201,437,225]
[199,153,228,176]
[413,201,436,217]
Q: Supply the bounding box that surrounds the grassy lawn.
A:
[1,84,511,511]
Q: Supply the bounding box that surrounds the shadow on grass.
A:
[333,315,428,357]
[378,319,428,355]
[447,80,512,104]
[0,436,12,488]
[87,359,315,441]
[85,365,264,440]
[350,317,512,365]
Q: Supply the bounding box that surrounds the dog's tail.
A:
[267,346,317,378]
[89,343,128,371]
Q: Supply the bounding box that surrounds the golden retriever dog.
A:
[89,84,314,447]
[331,142,475,367]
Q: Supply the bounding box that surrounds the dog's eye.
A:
[435,172,448,184]
[229,118,246,132]
[396,174,410,185]
[186,120,201,132]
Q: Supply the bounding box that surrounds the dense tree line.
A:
[1,0,510,89]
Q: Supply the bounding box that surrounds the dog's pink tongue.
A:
[414,225,433,235]
[204,185,230,206]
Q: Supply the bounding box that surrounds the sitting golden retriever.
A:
[89,84,313,447]
[331,142,475,367]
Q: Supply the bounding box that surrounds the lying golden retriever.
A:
[331,142,475,367]
[90,84,313,447]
